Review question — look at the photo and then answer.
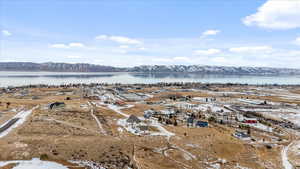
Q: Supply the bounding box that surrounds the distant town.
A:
[0,82,299,168]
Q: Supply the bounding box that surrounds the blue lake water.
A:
[0,71,300,87]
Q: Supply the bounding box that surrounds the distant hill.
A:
[0,62,126,72]
[1,62,300,75]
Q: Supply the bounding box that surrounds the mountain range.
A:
[1,62,300,75]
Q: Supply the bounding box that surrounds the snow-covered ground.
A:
[247,123,273,132]
[0,106,38,138]
[197,103,231,113]
[259,110,300,126]
[0,158,68,169]
[117,117,175,139]
[103,100,175,138]
[281,142,294,169]
[148,119,175,139]
[234,163,251,169]
[237,99,264,105]
[107,104,131,118]
[280,94,300,101]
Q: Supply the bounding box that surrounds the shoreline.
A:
[2,82,300,90]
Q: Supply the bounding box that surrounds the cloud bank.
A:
[243,0,300,29]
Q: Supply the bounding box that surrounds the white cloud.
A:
[173,56,191,62]
[50,44,69,49]
[50,42,85,49]
[295,37,300,46]
[152,58,173,62]
[95,35,142,45]
[114,49,127,54]
[194,48,221,55]
[110,36,141,45]
[152,57,192,64]
[95,35,108,40]
[1,30,12,36]
[243,0,300,29]
[119,45,130,49]
[138,47,146,50]
[229,46,273,53]
[211,57,227,63]
[66,55,82,59]
[69,43,85,48]
[201,30,220,37]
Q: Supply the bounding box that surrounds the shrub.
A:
[40,153,49,160]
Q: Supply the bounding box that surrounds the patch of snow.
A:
[117,118,141,134]
[90,109,107,135]
[260,110,300,126]
[172,145,196,160]
[235,163,251,169]
[183,153,192,160]
[117,117,175,139]
[0,106,38,138]
[238,99,264,105]
[148,119,175,139]
[185,143,199,148]
[208,163,221,169]
[118,127,124,133]
[196,103,231,113]
[281,142,294,169]
[0,158,68,169]
[80,104,89,109]
[247,123,273,132]
[106,103,133,118]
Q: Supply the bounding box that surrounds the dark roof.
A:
[126,115,141,124]
[49,102,65,109]
[137,125,148,131]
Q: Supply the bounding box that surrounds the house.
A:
[137,125,149,133]
[160,109,176,115]
[144,109,155,119]
[32,96,40,100]
[84,96,100,100]
[187,117,194,127]
[237,114,245,122]
[115,100,126,106]
[244,117,258,124]
[126,115,141,124]
[196,121,208,127]
[233,130,251,140]
[49,102,65,110]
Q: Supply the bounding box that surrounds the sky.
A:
[0,0,300,68]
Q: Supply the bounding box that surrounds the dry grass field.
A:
[0,85,299,169]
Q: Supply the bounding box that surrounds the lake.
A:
[0,71,300,87]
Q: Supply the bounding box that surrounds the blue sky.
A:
[1,0,300,68]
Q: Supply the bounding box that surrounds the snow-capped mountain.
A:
[1,62,300,75]
[130,65,300,75]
